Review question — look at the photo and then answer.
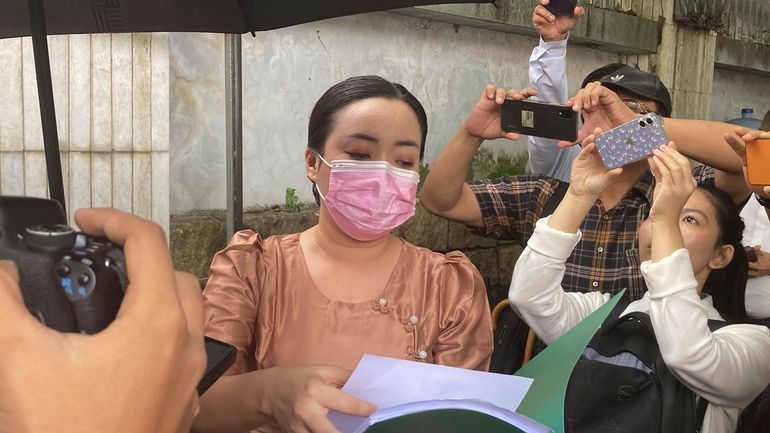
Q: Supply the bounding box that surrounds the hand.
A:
[723,127,770,195]
[565,82,638,147]
[533,0,584,42]
[749,247,770,278]
[647,142,697,223]
[567,128,624,199]
[261,365,376,433]
[0,209,206,433]
[462,85,537,142]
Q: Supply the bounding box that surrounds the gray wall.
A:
[169,12,618,213]
[710,68,770,123]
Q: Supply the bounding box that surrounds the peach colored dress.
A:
[202,231,493,432]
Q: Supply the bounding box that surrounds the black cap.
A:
[599,65,672,117]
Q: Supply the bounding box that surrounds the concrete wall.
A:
[711,68,770,123]
[0,34,170,233]
[169,12,618,213]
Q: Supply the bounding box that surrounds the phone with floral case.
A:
[594,113,669,169]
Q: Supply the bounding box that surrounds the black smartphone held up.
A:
[500,99,578,142]
[198,336,237,395]
[545,0,577,16]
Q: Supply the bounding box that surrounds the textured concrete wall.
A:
[169,12,618,213]
[711,68,770,123]
[0,33,170,233]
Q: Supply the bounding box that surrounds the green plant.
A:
[284,187,301,212]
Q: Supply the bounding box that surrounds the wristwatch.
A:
[755,193,770,209]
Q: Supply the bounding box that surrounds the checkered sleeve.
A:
[692,164,716,186]
[467,175,561,242]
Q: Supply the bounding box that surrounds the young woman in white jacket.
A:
[509,130,770,433]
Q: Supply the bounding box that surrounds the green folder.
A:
[345,290,626,433]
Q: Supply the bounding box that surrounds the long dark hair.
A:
[307,75,427,204]
[699,183,748,323]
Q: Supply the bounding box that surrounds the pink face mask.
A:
[316,155,419,241]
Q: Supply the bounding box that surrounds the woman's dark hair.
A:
[698,183,749,324]
[307,75,428,204]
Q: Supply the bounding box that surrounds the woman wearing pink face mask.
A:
[193,76,493,433]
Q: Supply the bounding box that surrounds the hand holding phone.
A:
[594,113,669,169]
[746,138,770,185]
[500,99,578,142]
[745,246,759,263]
[545,0,578,16]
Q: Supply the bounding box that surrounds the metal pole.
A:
[225,33,243,240]
[27,0,66,210]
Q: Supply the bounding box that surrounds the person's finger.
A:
[764,186,770,196]
[574,6,585,17]
[662,143,692,183]
[653,146,682,185]
[300,405,342,433]
[0,260,20,285]
[723,132,747,162]
[502,131,521,141]
[494,87,507,104]
[534,5,554,23]
[483,84,496,100]
[649,154,662,181]
[317,387,377,418]
[75,208,180,316]
[175,272,205,339]
[590,83,602,107]
[523,87,538,97]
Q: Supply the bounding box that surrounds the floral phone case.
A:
[594,114,669,169]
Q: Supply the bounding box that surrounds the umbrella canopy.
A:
[0,0,490,38]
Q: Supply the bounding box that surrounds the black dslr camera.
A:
[0,196,127,334]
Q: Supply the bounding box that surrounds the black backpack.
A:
[564,299,727,433]
[490,180,569,374]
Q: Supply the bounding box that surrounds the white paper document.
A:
[328,354,535,433]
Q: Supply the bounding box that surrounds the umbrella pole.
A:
[225,34,244,240]
[27,0,66,211]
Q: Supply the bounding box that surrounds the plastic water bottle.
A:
[727,108,761,130]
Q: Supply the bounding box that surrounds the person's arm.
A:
[508,217,610,344]
[721,128,770,204]
[195,365,374,433]
[0,209,206,433]
[643,250,770,406]
[420,86,527,228]
[527,0,582,180]
[509,133,622,342]
[432,252,493,371]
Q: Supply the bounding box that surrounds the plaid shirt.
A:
[470,166,715,301]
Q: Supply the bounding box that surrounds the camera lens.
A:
[639,121,646,127]
[558,109,573,119]
[646,117,653,125]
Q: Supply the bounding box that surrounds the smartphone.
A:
[594,113,669,169]
[198,336,237,395]
[746,138,770,185]
[745,246,758,262]
[500,99,578,142]
[545,0,577,16]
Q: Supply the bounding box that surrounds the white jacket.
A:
[509,217,770,433]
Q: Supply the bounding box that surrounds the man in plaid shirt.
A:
[420,78,751,302]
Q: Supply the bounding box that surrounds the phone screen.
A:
[545,0,577,16]
[198,336,237,395]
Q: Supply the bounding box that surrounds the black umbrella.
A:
[2,0,491,217]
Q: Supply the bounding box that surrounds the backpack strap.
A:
[542,180,570,217]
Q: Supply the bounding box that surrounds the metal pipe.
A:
[225,33,243,240]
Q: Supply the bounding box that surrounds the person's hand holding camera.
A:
[0,208,206,433]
